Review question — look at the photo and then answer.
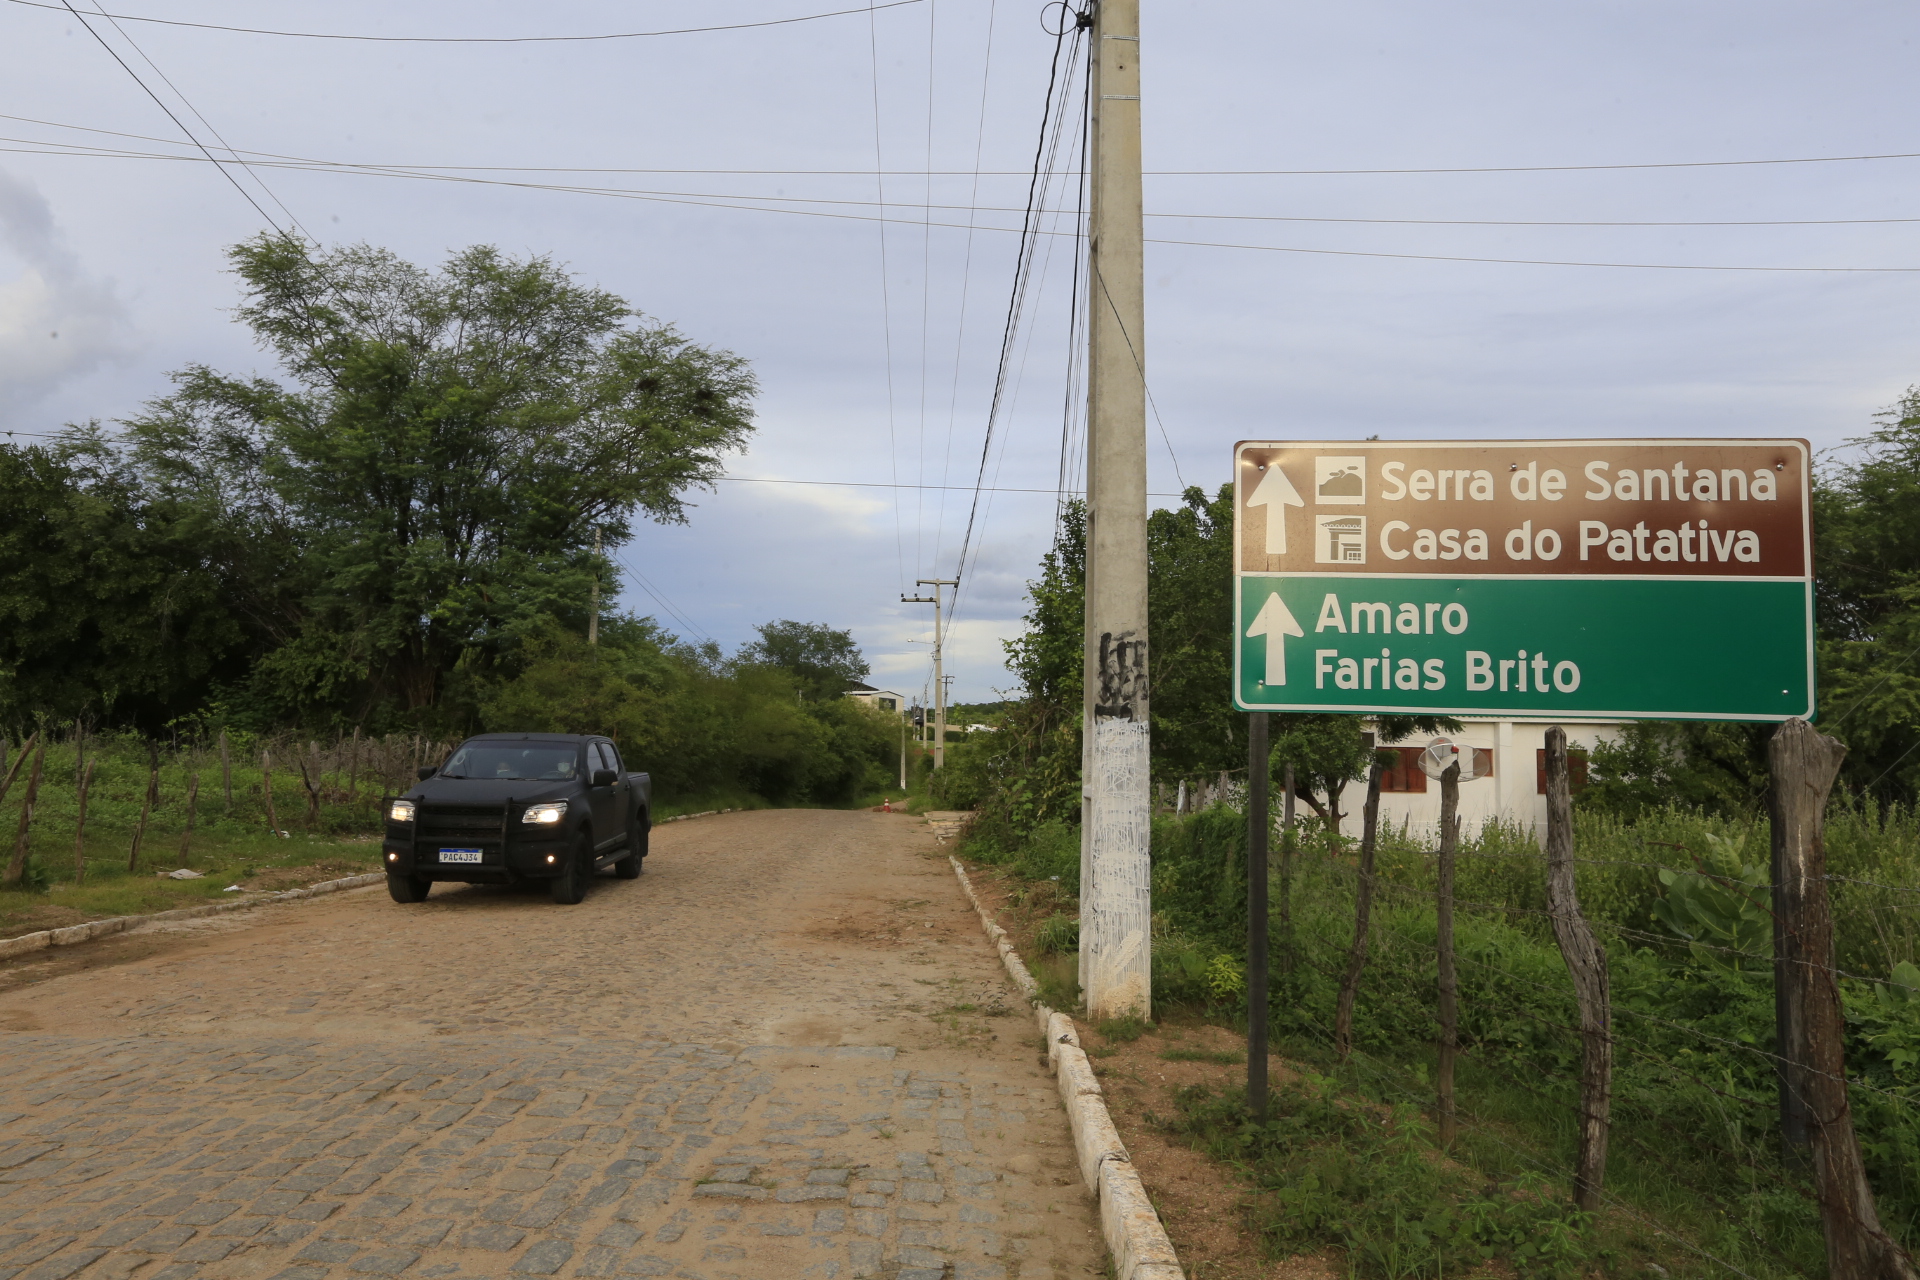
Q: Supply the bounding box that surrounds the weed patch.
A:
[1159,1047,1243,1065]
[1155,1075,1592,1280]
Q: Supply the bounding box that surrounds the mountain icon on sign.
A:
[1314,455,1366,503]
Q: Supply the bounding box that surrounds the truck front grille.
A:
[415,804,508,862]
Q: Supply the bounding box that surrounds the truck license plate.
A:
[439,848,483,864]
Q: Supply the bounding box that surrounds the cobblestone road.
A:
[0,810,1102,1280]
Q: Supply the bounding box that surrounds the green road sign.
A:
[1232,440,1815,722]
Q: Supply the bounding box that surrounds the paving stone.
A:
[130,1226,198,1251]
[173,1239,239,1263]
[294,1240,360,1264]
[344,1247,420,1274]
[691,1183,764,1201]
[144,1266,200,1280]
[615,1254,673,1277]
[17,1250,107,1280]
[172,1203,238,1227]
[458,1223,525,1251]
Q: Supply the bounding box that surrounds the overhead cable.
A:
[7,0,926,42]
[51,1,287,234]
[6,107,1916,175]
[10,138,1919,272]
[949,16,1084,618]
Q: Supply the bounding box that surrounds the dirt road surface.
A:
[0,810,1104,1280]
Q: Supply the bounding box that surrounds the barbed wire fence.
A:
[1178,721,1920,1279]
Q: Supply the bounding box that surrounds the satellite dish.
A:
[1418,737,1488,781]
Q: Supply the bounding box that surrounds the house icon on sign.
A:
[1317,516,1366,564]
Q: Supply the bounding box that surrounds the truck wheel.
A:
[613,811,647,879]
[387,874,432,903]
[550,835,590,904]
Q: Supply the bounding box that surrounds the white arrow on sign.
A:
[1245,590,1305,686]
[1246,463,1304,554]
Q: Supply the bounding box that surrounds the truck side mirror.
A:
[416,766,437,780]
[592,769,618,788]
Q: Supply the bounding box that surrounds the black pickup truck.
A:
[382,733,651,905]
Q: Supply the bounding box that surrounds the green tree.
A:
[1147,484,1244,778]
[110,234,756,728]
[0,444,244,726]
[735,620,869,700]
[1814,385,1920,799]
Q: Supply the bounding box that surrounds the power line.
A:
[52,0,285,234]
[865,0,907,597]
[78,0,313,240]
[9,110,1918,176]
[613,558,712,646]
[17,121,1920,228]
[951,17,1085,615]
[12,137,1920,273]
[7,0,927,42]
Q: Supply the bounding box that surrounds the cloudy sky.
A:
[2,0,1916,702]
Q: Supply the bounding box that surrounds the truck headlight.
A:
[389,800,416,823]
[522,801,568,825]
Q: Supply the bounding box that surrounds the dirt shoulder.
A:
[959,854,1335,1280]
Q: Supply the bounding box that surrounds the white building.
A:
[843,682,906,715]
[1356,718,1624,844]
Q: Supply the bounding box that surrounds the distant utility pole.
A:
[1079,0,1153,1020]
[588,527,602,647]
[901,578,957,769]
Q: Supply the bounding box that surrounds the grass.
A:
[1095,1013,1153,1044]
[1160,1046,1244,1065]
[1154,1074,1596,1280]
[959,801,1857,1279]
[0,829,383,937]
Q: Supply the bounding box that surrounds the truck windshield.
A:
[440,745,579,781]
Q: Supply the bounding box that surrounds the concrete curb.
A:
[0,871,386,963]
[949,856,1184,1280]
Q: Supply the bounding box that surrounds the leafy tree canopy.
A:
[736,620,870,701]
[87,235,755,728]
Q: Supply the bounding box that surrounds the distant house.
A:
[844,682,906,715]
[1360,717,1625,845]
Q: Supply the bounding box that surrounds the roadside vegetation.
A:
[0,236,908,922]
[948,388,1920,1277]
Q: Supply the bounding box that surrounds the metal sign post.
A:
[1232,439,1814,720]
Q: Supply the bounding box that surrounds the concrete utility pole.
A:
[588,527,602,647]
[901,579,957,769]
[1078,0,1153,1019]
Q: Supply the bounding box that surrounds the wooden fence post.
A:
[348,727,361,802]
[0,732,36,812]
[1247,711,1270,1121]
[1772,718,1920,1280]
[1436,759,1460,1147]
[298,754,321,828]
[178,773,201,864]
[128,744,157,872]
[5,741,46,884]
[1336,760,1384,1061]
[1545,726,1613,1214]
[74,758,94,884]
[220,729,232,807]
[262,747,280,834]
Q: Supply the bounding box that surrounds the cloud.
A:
[0,169,133,419]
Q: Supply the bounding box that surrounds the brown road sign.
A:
[1232,439,1814,721]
